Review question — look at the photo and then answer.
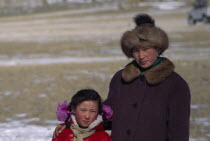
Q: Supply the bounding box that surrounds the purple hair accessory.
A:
[56,100,71,121]
[102,104,113,121]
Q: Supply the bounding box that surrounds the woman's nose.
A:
[138,50,144,59]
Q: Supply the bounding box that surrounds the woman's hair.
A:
[68,89,102,114]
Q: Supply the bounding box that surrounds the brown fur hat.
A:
[121,13,169,58]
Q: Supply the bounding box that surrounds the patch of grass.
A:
[170,31,210,48]
[0,60,128,124]
[0,39,122,58]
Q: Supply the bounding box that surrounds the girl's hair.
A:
[68,89,102,114]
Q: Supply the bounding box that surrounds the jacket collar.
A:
[121,57,175,85]
[71,115,103,131]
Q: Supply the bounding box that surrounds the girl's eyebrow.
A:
[79,107,97,110]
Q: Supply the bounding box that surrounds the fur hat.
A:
[121,13,169,58]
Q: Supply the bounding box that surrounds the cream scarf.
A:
[70,115,102,141]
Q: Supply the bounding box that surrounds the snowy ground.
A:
[0,123,54,141]
[0,104,209,141]
[0,110,209,141]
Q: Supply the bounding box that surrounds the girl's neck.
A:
[78,124,88,129]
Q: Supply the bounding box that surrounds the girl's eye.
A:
[91,111,96,113]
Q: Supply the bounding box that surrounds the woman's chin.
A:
[140,64,149,68]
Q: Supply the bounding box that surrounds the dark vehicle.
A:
[188,0,210,25]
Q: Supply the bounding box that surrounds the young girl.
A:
[52,89,112,141]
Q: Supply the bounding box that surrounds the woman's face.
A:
[73,100,98,128]
[132,47,159,68]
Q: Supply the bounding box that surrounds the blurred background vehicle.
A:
[188,0,210,24]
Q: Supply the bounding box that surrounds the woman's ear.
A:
[156,48,161,56]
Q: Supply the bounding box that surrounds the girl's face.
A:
[73,100,98,128]
[132,47,159,68]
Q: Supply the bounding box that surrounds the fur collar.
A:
[71,115,103,131]
[121,57,175,85]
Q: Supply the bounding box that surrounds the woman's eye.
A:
[133,49,139,52]
[143,48,149,51]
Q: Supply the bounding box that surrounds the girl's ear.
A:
[71,106,76,113]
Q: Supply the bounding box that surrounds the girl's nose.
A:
[84,112,90,119]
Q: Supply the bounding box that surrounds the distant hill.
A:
[0,0,198,16]
[0,0,120,16]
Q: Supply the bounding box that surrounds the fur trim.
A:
[121,31,140,58]
[121,25,169,58]
[71,115,103,131]
[121,60,140,82]
[121,13,168,58]
[121,58,175,85]
[88,115,102,130]
[71,115,79,126]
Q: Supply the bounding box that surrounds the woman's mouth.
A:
[140,61,147,65]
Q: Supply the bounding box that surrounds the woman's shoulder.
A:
[167,71,190,94]
[113,69,123,77]
[109,69,123,83]
[169,71,189,86]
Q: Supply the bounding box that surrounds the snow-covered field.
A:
[0,109,209,141]
[0,122,54,141]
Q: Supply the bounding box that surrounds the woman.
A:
[103,13,191,141]
[52,89,112,141]
[53,13,191,141]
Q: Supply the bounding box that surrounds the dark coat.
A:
[104,58,191,141]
